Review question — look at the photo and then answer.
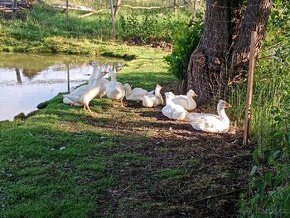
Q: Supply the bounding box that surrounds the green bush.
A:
[164,12,203,81]
[118,10,192,44]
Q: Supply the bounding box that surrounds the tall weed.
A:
[238,1,290,216]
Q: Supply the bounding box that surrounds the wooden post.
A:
[66,63,70,92]
[15,68,22,84]
[174,0,177,14]
[182,0,186,10]
[243,31,257,146]
[114,0,122,18]
[12,0,17,19]
[110,0,116,39]
[66,0,69,20]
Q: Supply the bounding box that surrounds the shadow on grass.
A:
[1,93,253,217]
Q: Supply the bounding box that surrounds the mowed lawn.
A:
[0,45,252,217]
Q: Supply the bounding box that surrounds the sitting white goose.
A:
[161,92,188,120]
[64,70,108,113]
[187,100,232,133]
[142,84,164,107]
[172,89,197,111]
[106,67,131,107]
[126,86,155,101]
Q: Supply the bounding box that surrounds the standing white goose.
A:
[105,67,130,107]
[64,70,108,113]
[142,84,164,107]
[161,92,188,120]
[172,89,197,111]
[90,63,110,98]
[187,100,232,133]
[63,62,106,105]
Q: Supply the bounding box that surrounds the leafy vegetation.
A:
[0,3,192,53]
[236,1,290,216]
[165,11,203,81]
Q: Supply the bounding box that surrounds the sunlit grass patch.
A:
[155,168,184,180]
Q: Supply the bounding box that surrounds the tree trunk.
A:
[113,0,122,18]
[174,0,177,14]
[231,0,272,72]
[190,0,197,21]
[187,0,272,104]
[109,0,116,38]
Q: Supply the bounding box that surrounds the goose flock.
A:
[63,62,232,133]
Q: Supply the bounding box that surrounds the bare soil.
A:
[87,99,253,217]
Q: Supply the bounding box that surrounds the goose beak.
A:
[225,103,232,108]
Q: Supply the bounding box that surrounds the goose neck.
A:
[110,71,117,82]
[218,108,228,120]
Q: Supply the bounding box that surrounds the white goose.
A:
[106,67,131,107]
[187,100,232,133]
[126,86,154,101]
[172,89,197,111]
[161,92,188,120]
[64,70,108,113]
[90,64,110,98]
[142,84,164,107]
[63,62,107,105]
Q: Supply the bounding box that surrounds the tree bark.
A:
[190,0,197,21]
[113,0,122,18]
[109,0,116,38]
[187,0,272,104]
[231,0,272,73]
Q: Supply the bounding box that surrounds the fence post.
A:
[66,0,69,20]
[243,31,257,146]
[174,0,177,14]
[110,0,116,39]
[12,0,17,19]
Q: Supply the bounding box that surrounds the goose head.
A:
[217,100,232,110]
[97,70,108,80]
[217,100,232,118]
[123,83,132,96]
[155,84,162,93]
[165,92,174,102]
[187,89,198,98]
[90,61,98,67]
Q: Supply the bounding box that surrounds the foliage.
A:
[238,1,290,216]
[0,3,192,50]
[164,12,203,81]
[118,10,190,44]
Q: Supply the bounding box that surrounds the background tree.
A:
[187,0,272,104]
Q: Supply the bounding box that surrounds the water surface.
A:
[0,53,119,121]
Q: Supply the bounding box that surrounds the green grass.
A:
[155,168,184,180]
[0,4,192,53]
[0,44,176,217]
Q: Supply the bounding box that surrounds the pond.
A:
[0,53,120,121]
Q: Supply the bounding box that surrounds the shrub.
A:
[165,12,203,81]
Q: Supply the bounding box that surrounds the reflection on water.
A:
[0,52,120,121]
